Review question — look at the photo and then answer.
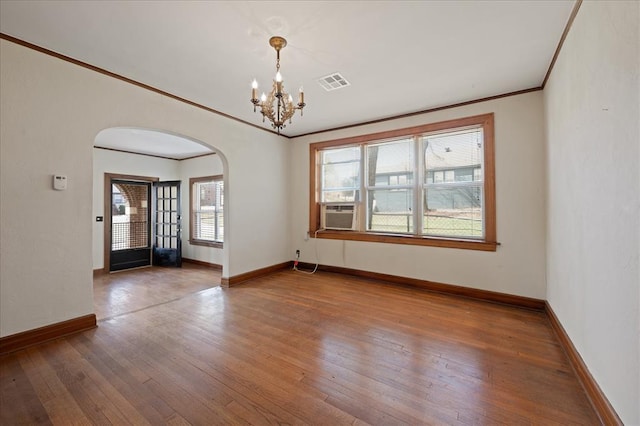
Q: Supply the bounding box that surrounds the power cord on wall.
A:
[293,229,321,274]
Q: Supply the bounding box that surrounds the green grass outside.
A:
[370,214,482,237]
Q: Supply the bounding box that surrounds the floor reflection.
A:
[93,263,221,320]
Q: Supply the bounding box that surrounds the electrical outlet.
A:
[295,249,300,257]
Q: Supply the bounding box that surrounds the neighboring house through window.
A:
[309,113,496,251]
[190,175,224,247]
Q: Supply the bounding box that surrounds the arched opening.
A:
[92,127,229,319]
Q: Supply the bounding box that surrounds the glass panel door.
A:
[152,181,182,267]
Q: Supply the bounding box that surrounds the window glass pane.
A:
[423,186,483,238]
[425,129,483,182]
[217,211,224,240]
[367,189,413,233]
[198,182,216,207]
[367,139,414,187]
[455,169,473,182]
[323,146,360,163]
[321,146,360,202]
[322,190,358,203]
[197,211,216,239]
[473,167,482,181]
[321,162,359,190]
[112,185,126,216]
[192,178,223,243]
[375,176,388,185]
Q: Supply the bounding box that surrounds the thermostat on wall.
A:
[53,175,67,190]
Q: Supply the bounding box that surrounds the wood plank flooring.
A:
[93,263,222,321]
[1,265,599,424]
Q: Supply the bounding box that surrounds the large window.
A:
[189,175,224,247]
[310,113,496,251]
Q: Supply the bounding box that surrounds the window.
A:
[366,138,415,233]
[189,175,224,247]
[309,113,496,251]
[320,146,360,202]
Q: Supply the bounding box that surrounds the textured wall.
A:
[544,1,640,423]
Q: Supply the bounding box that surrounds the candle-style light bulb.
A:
[251,79,258,100]
[260,93,267,103]
[299,86,305,105]
[275,71,283,95]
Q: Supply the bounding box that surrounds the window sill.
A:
[189,239,223,249]
[312,230,498,251]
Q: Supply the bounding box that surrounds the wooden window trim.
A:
[189,239,224,249]
[189,175,224,248]
[309,113,496,251]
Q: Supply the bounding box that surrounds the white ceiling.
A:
[95,128,215,160]
[1,0,575,155]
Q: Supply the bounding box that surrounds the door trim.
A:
[103,173,159,272]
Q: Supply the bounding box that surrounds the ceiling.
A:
[94,128,215,160]
[1,0,575,155]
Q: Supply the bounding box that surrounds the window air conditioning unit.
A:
[321,203,357,230]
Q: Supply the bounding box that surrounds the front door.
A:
[109,180,152,271]
[152,181,182,267]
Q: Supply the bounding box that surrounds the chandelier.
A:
[250,36,305,134]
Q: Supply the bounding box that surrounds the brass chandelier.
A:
[250,36,306,134]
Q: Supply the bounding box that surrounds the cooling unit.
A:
[321,203,357,231]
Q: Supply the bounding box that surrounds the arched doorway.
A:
[93,127,228,275]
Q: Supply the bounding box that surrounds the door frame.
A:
[103,173,159,273]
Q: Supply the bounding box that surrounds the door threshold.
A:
[109,265,152,274]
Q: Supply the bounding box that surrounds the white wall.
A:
[0,39,290,337]
[291,91,547,299]
[179,154,224,266]
[544,1,639,424]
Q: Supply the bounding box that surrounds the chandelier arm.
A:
[277,95,281,126]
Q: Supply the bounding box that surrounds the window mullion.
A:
[214,201,218,241]
[414,135,423,236]
[358,144,366,231]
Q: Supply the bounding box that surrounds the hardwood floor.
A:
[93,263,222,321]
[1,266,599,424]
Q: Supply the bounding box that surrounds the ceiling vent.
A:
[317,72,350,91]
